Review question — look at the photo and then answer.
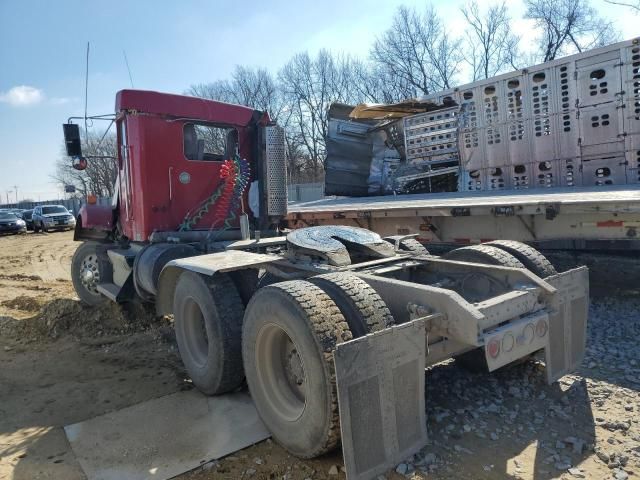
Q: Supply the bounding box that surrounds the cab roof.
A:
[115,89,263,127]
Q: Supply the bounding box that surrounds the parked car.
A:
[20,209,34,230]
[0,211,27,235]
[32,205,76,232]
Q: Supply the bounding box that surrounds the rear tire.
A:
[173,271,245,395]
[71,241,110,306]
[485,240,556,278]
[398,238,429,255]
[443,244,525,268]
[242,280,351,458]
[309,272,394,337]
[384,236,430,255]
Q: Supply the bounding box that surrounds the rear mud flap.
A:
[334,319,427,480]
[543,266,590,383]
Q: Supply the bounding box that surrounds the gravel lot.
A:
[0,231,638,480]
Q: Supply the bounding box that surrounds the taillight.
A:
[536,318,548,337]
[487,337,501,358]
[502,332,515,353]
[522,323,535,345]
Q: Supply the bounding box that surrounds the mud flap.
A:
[334,319,427,480]
[543,266,590,383]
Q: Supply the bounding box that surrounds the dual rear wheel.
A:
[172,240,554,456]
[443,240,556,372]
[172,270,394,458]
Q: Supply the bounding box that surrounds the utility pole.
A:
[5,190,12,205]
[13,185,18,203]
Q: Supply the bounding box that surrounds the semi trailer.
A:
[64,89,589,478]
[298,38,640,252]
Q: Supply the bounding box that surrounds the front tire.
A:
[173,271,245,395]
[71,241,110,306]
[242,280,352,458]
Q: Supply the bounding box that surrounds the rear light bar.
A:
[483,311,549,371]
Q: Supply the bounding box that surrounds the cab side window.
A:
[183,123,237,161]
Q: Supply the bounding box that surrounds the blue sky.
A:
[0,0,637,201]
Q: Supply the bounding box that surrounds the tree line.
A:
[189,0,621,183]
[56,0,628,195]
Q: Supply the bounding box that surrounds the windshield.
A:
[42,206,68,215]
[0,212,17,220]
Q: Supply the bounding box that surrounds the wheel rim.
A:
[79,253,101,294]
[255,323,307,422]
[182,298,209,368]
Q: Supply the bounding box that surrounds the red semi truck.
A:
[64,89,588,477]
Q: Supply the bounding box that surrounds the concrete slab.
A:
[64,390,270,480]
[334,319,427,480]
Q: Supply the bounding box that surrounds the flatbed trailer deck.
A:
[286,185,640,250]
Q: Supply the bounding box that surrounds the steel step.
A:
[96,283,122,302]
[107,248,136,267]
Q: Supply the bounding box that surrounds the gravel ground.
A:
[0,231,638,480]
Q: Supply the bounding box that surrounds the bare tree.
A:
[525,0,619,62]
[370,5,463,96]
[346,59,416,104]
[53,129,118,198]
[462,1,521,80]
[278,50,357,176]
[188,66,286,122]
[604,0,640,12]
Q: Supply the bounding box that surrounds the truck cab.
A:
[73,90,286,243]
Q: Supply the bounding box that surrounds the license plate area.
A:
[483,310,549,371]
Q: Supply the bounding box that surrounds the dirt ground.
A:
[0,230,638,480]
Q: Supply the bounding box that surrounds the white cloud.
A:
[50,97,73,105]
[0,85,44,106]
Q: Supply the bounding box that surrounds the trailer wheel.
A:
[242,280,351,458]
[485,240,557,278]
[173,271,244,395]
[71,241,110,306]
[444,244,525,373]
[310,272,394,337]
[443,244,525,268]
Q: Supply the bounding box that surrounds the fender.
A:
[74,204,114,241]
[155,250,282,316]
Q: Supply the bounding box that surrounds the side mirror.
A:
[72,156,88,171]
[63,123,83,157]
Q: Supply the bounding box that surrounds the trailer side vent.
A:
[632,47,640,120]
